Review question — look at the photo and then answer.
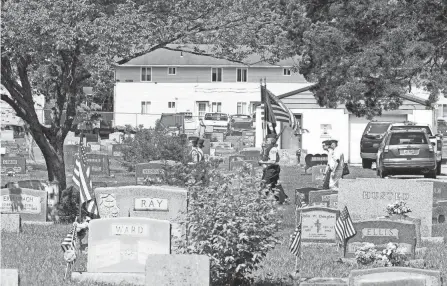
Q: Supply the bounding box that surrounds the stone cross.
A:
[315,219,321,233]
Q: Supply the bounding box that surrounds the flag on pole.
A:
[289,223,302,256]
[335,206,356,242]
[72,144,98,217]
[261,88,299,133]
[61,224,77,253]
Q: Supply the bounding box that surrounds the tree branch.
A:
[1,93,28,121]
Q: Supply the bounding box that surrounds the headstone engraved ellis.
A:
[338,179,433,237]
[228,155,246,170]
[1,156,26,174]
[1,188,47,222]
[308,190,338,207]
[312,165,327,184]
[345,220,417,258]
[94,186,187,241]
[349,267,441,286]
[0,269,19,286]
[300,207,339,244]
[145,254,210,286]
[86,153,110,176]
[135,162,164,185]
[87,217,170,273]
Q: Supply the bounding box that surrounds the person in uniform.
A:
[188,136,201,163]
[197,138,205,162]
[296,148,301,165]
[259,134,288,204]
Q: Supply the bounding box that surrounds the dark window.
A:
[389,132,428,145]
[367,123,391,134]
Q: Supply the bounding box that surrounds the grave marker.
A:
[87,217,170,273]
[345,220,417,258]
[210,132,224,142]
[135,162,164,185]
[328,194,338,209]
[309,190,338,207]
[89,142,101,152]
[338,179,433,237]
[1,188,47,222]
[240,150,260,161]
[112,144,128,157]
[85,133,98,143]
[349,267,441,286]
[304,154,328,169]
[64,145,91,167]
[145,254,210,286]
[295,188,320,207]
[1,156,26,174]
[312,165,327,184]
[300,207,339,244]
[202,139,210,155]
[1,214,21,233]
[0,269,19,286]
[86,153,110,176]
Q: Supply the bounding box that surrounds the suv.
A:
[389,122,443,175]
[377,129,436,178]
[360,121,393,168]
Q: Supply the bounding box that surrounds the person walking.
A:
[322,140,333,189]
[188,136,201,163]
[195,118,206,139]
[296,148,301,165]
[329,139,344,190]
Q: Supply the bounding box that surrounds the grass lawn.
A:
[2,161,447,285]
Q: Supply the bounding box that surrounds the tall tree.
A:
[1,0,278,189]
[258,0,447,118]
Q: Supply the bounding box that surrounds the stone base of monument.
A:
[22,221,54,226]
[421,236,444,244]
[71,272,145,285]
[416,247,427,257]
[299,277,348,286]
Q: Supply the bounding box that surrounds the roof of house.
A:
[117,44,299,67]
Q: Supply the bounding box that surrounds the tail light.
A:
[437,139,442,151]
[384,146,389,153]
[429,144,434,152]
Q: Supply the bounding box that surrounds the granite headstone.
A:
[295,188,320,207]
[1,156,26,174]
[312,165,327,184]
[309,190,338,207]
[135,162,164,185]
[338,179,433,237]
[64,144,91,167]
[349,267,441,286]
[300,207,339,244]
[1,188,47,222]
[0,269,19,286]
[240,150,260,161]
[210,132,224,142]
[86,153,110,176]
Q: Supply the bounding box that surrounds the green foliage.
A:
[57,186,80,223]
[121,127,190,170]
[149,161,281,285]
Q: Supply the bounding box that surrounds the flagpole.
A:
[260,79,266,140]
[78,133,84,223]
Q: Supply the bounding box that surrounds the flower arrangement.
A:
[355,242,408,266]
[386,201,411,216]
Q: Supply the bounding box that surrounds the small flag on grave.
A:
[289,223,302,257]
[335,206,356,242]
[61,224,77,263]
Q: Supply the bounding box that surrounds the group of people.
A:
[322,139,345,190]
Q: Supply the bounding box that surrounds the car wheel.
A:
[362,159,373,169]
[437,161,442,175]
[424,169,437,179]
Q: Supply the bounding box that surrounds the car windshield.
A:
[204,113,228,121]
[232,115,251,121]
[367,123,391,134]
[391,126,432,136]
[389,132,428,145]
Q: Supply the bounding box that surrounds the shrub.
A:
[149,161,281,285]
[121,126,190,171]
[57,186,80,223]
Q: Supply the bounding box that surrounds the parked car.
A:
[228,114,253,135]
[203,113,229,133]
[360,121,393,168]
[376,129,436,178]
[389,122,443,175]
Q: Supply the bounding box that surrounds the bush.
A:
[57,186,80,223]
[121,126,190,171]
[148,161,281,285]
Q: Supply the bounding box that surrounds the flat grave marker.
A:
[338,179,433,237]
[300,206,339,244]
[349,267,441,286]
[0,269,19,286]
[135,162,164,185]
[345,220,417,258]
[0,188,47,222]
[87,217,170,273]
[309,190,338,207]
[1,156,26,174]
[86,153,110,176]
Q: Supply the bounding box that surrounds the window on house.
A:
[211,102,222,112]
[168,102,176,109]
[283,68,291,76]
[237,102,247,114]
[141,67,152,82]
[198,102,208,118]
[168,67,176,75]
[236,68,248,82]
[211,68,222,82]
[141,101,151,114]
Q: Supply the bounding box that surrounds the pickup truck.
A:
[203,113,229,133]
[388,122,443,175]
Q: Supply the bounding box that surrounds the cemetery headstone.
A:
[211,132,224,142]
[304,154,328,169]
[300,206,339,244]
[309,190,338,207]
[112,144,128,157]
[5,180,46,190]
[228,155,246,170]
[1,156,26,174]
[87,217,170,273]
[86,153,110,176]
[349,267,441,286]
[338,179,433,237]
[295,188,320,207]
[89,142,101,152]
[145,254,210,286]
[85,133,99,143]
[95,185,187,239]
[1,214,21,233]
[0,269,19,286]
[1,188,47,222]
[93,182,108,189]
[202,139,211,155]
[240,150,260,161]
[278,149,298,166]
[312,165,327,184]
[328,194,338,209]
[135,162,164,185]
[211,142,232,149]
[64,144,91,167]
[345,220,417,258]
[414,179,447,224]
[241,131,255,147]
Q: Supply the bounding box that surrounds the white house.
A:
[114,45,438,164]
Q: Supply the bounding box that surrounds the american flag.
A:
[72,144,98,217]
[289,223,302,256]
[61,224,77,253]
[260,87,298,132]
[335,206,356,242]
